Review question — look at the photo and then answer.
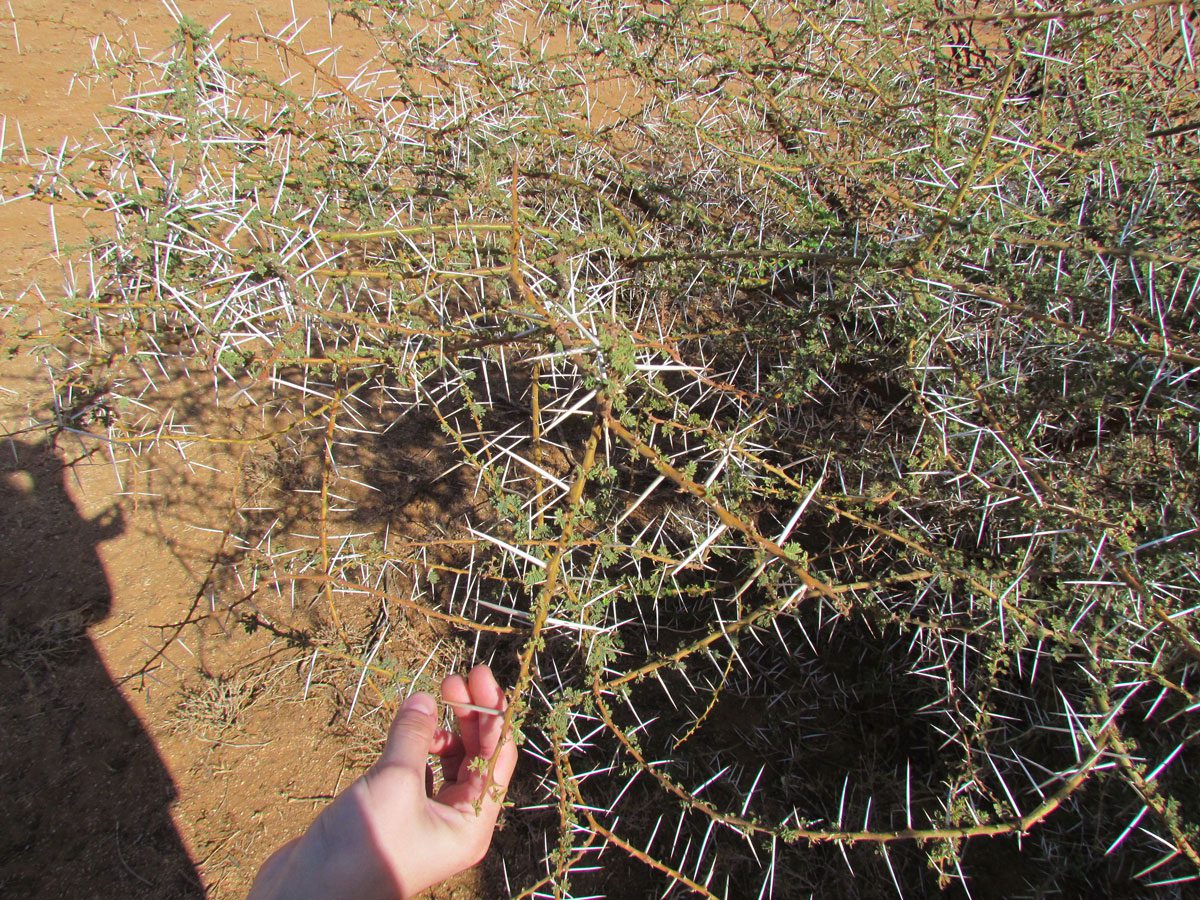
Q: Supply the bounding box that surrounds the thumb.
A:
[379,692,437,771]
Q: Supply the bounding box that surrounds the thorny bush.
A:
[7,0,1200,896]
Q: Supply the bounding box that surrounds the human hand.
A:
[248,665,518,900]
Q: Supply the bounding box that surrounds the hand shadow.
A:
[0,438,202,898]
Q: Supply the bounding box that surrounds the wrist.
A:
[248,826,407,900]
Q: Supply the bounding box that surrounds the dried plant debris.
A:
[169,673,264,743]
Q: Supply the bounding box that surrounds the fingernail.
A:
[405,692,435,716]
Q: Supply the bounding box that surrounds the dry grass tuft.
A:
[169,673,263,743]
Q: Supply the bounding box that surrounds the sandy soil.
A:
[0,3,492,897]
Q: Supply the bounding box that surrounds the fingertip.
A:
[470,668,508,753]
[468,665,506,710]
[443,671,480,751]
[405,691,436,717]
[468,663,498,689]
[381,691,439,769]
[441,672,469,701]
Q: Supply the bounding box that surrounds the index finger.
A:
[466,664,508,758]
[441,672,479,755]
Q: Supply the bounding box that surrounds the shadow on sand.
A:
[0,437,202,898]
